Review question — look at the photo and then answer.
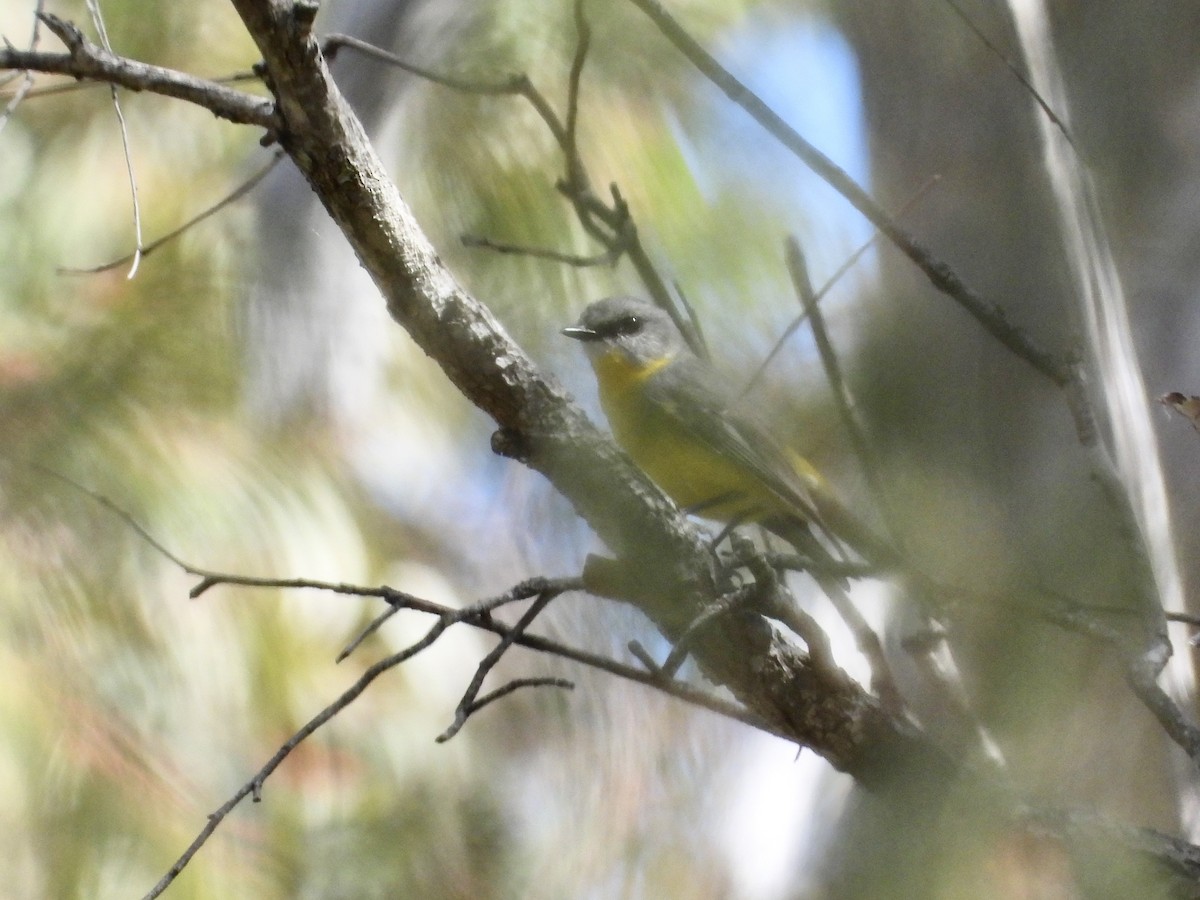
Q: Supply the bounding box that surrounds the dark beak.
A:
[561,324,600,341]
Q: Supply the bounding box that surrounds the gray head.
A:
[562,296,688,368]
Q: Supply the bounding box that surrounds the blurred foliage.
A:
[5,0,1200,897]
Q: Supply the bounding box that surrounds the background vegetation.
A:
[4,0,1200,897]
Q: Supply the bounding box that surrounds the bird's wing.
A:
[642,356,825,526]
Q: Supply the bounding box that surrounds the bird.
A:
[563,295,900,705]
[561,295,888,566]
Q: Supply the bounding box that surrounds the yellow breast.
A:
[591,349,777,522]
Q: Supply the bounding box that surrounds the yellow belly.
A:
[593,350,786,523]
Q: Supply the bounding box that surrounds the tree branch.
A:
[0,13,275,129]
[13,2,1200,892]
[225,0,936,785]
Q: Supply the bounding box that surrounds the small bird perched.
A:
[564,296,900,705]
[562,295,887,566]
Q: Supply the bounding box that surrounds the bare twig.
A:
[1166,610,1200,628]
[337,601,404,662]
[742,174,940,398]
[0,68,261,102]
[0,0,45,135]
[939,0,1077,152]
[84,0,144,277]
[627,639,662,674]
[658,587,751,679]
[562,0,591,185]
[462,676,575,718]
[141,617,451,900]
[58,150,285,275]
[1029,591,1200,763]
[323,33,566,139]
[784,237,882,505]
[672,280,709,361]
[323,34,529,98]
[334,572,559,663]
[761,551,880,581]
[460,234,617,268]
[437,587,566,742]
[0,70,33,135]
[1126,655,1200,760]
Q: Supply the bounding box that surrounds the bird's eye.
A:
[610,315,641,336]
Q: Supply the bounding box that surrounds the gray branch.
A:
[0,13,275,129]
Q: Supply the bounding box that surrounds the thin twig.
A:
[940,0,1076,152]
[1126,654,1200,760]
[0,68,261,103]
[462,676,575,718]
[323,34,532,99]
[659,587,750,678]
[784,236,900,557]
[785,238,877,492]
[760,551,880,581]
[562,0,591,185]
[0,0,45,135]
[437,587,565,742]
[1166,610,1200,628]
[672,280,709,361]
[460,234,616,267]
[627,640,661,674]
[58,150,285,275]
[1027,590,1200,763]
[337,601,404,662]
[85,0,143,277]
[1,69,38,131]
[742,175,940,398]
[141,618,451,900]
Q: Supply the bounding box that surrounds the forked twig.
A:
[142,617,451,900]
[437,586,571,742]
